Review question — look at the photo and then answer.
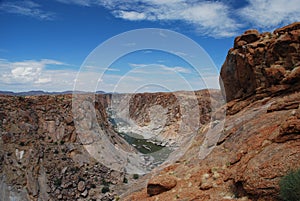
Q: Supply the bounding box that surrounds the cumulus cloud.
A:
[114,11,146,21]
[110,1,240,37]
[0,59,67,85]
[0,0,55,20]
[239,0,300,29]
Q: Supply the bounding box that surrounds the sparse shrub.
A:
[101,186,110,194]
[70,166,79,173]
[133,174,139,180]
[60,140,65,145]
[101,178,109,186]
[19,142,25,146]
[123,177,128,183]
[54,178,62,187]
[279,169,300,201]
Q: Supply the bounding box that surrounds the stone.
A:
[274,22,300,35]
[77,181,85,192]
[200,182,213,190]
[81,189,88,197]
[147,175,177,196]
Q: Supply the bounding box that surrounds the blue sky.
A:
[0,0,299,92]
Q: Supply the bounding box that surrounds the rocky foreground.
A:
[123,22,300,200]
[0,22,299,201]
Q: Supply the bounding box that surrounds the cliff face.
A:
[220,22,300,102]
[125,22,300,201]
[0,90,221,200]
[110,90,223,147]
[0,94,125,201]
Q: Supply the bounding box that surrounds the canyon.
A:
[0,22,300,201]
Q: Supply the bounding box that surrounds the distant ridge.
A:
[0,90,108,96]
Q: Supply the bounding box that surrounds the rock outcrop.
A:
[147,175,177,196]
[124,22,300,201]
[220,22,300,102]
[0,94,125,201]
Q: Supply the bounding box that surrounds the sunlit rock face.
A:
[124,22,300,201]
[220,22,300,102]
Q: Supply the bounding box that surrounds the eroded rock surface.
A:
[220,22,300,102]
[0,95,125,201]
[124,22,300,201]
[0,89,221,200]
[147,175,177,196]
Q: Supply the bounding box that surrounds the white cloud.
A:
[114,11,146,20]
[0,59,67,86]
[129,63,191,74]
[108,1,239,37]
[84,65,120,72]
[239,0,300,29]
[0,1,55,20]
[172,66,191,74]
[54,0,300,38]
[129,63,149,68]
[0,59,218,92]
[55,0,92,7]
[55,0,240,38]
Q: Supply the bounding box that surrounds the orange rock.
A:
[147,175,177,196]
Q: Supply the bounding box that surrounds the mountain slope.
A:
[124,22,300,201]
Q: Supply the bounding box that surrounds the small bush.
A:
[101,178,109,186]
[133,174,139,180]
[123,177,128,183]
[101,186,110,194]
[54,178,62,187]
[279,169,300,201]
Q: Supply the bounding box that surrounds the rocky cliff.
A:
[124,22,300,201]
[0,94,127,201]
[1,22,299,201]
[0,89,221,200]
[220,22,300,102]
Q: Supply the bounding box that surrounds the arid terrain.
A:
[1,22,300,201]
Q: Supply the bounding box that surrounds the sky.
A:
[0,0,299,93]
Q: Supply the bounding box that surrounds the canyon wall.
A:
[0,89,221,200]
[125,22,300,201]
